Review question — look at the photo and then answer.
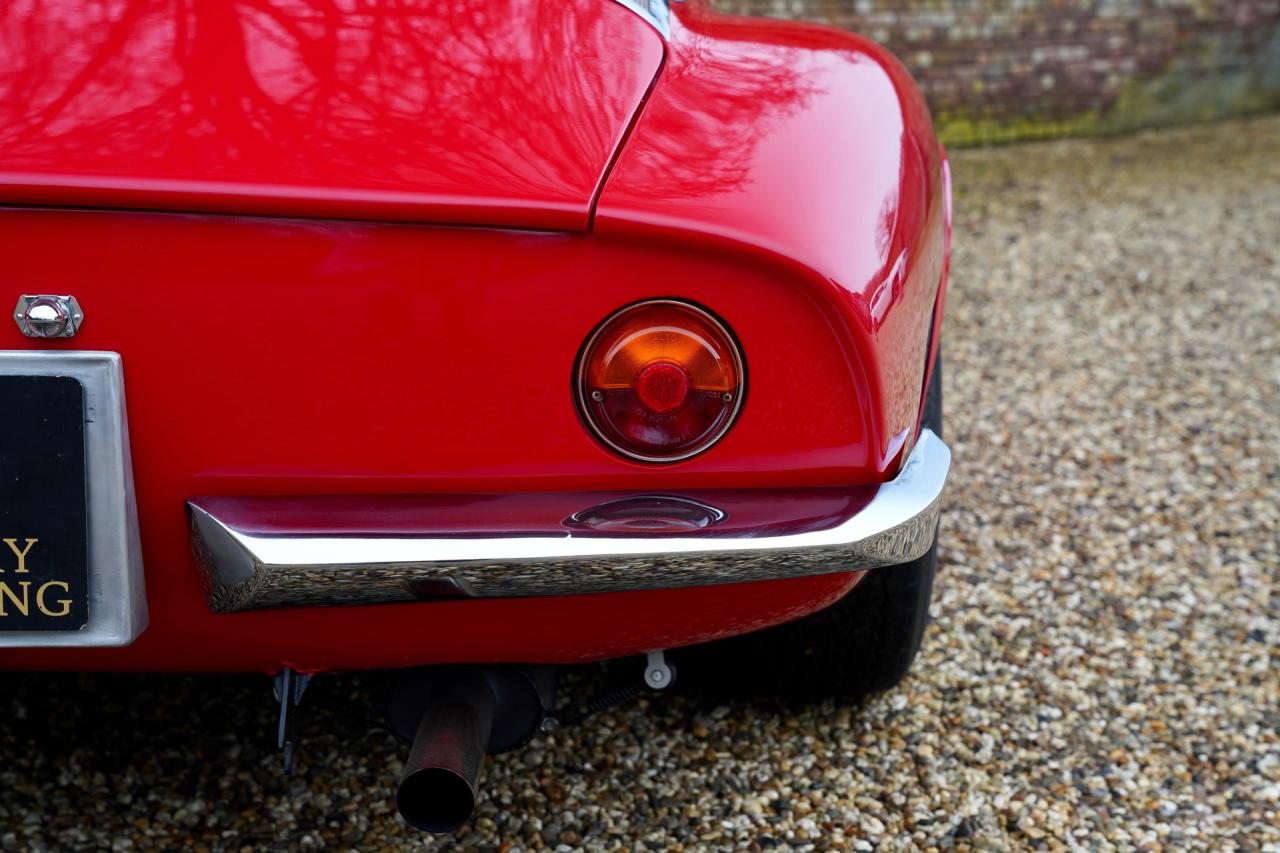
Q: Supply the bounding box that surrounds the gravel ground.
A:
[2,117,1278,851]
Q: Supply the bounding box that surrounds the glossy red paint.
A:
[0,0,662,230]
[597,2,950,472]
[0,207,873,672]
[0,0,948,673]
[16,574,865,674]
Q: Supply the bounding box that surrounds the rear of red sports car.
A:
[0,0,950,831]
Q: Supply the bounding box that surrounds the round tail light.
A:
[576,300,745,463]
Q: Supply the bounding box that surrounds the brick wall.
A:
[711,0,1280,144]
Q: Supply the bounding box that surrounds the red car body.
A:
[0,0,949,673]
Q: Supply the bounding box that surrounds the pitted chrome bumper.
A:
[188,430,950,613]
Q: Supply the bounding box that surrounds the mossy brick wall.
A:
[711,0,1280,145]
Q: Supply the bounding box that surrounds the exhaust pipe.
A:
[396,675,496,833]
[391,666,554,832]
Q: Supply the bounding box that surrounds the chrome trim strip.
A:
[190,431,949,612]
[609,0,670,39]
[0,352,147,647]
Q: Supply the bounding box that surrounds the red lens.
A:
[577,300,745,462]
[635,362,691,414]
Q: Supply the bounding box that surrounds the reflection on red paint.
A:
[0,0,662,228]
[0,0,948,673]
[599,4,950,466]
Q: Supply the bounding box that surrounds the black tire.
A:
[679,350,943,702]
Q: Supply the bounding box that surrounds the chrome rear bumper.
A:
[189,430,950,613]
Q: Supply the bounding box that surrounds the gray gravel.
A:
[2,116,1278,851]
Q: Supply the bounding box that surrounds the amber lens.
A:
[577,300,744,462]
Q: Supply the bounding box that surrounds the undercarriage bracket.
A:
[273,667,313,772]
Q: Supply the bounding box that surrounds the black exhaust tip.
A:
[395,675,496,833]
[397,766,479,834]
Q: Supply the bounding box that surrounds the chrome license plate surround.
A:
[0,352,146,647]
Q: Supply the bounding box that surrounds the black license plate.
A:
[0,375,89,630]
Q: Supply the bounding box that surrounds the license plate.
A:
[0,374,89,630]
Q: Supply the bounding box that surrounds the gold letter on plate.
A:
[37,581,72,617]
[0,581,31,616]
[3,538,37,573]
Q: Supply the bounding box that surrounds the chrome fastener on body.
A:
[14,295,84,338]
